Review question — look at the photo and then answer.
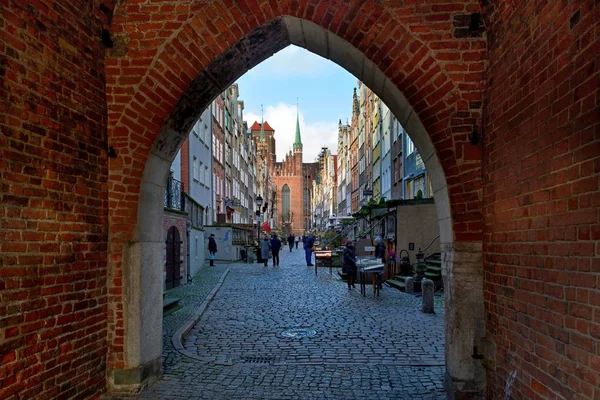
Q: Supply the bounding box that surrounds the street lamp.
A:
[414,248,426,282]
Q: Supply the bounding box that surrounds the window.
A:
[406,136,415,155]
[204,166,209,188]
[415,152,424,170]
[193,157,198,181]
[198,161,204,184]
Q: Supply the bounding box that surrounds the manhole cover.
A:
[280,328,318,339]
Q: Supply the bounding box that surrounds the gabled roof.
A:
[249,121,274,131]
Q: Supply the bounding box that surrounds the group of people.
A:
[285,234,301,252]
[260,234,282,266]
[209,232,395,289]
[208,232,319,268]
[261,232,317,267]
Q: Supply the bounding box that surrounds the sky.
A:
[236,45,357,163]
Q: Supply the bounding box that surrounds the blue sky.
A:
[236,45,357,162]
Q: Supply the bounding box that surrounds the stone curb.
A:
[171,268,230,360]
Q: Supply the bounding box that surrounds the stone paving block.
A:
[102,250,446,400]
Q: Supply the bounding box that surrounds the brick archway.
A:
[0,0,600,399]
[3,0,598,399]
[106,2,487,396]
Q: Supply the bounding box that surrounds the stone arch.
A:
[106,2,486,397]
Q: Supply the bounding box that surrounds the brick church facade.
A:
[251,113,318,236]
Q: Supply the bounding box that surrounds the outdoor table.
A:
[314,250,333,276]
[357,258,384,297]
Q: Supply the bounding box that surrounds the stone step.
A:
[386,279,405,291]
[424,271,441,279]
[426,259,442,266]
[426,265,441,272]
[163,297,180,311]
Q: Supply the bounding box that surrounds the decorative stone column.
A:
[405,276,415,293]
[442,241,486,399]
[108,153,169,391]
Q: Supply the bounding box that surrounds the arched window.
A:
[282,184,291,221]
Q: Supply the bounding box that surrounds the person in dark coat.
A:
[260,237,271,267]
[303,233,315,266]
[208,234,217,266]
[270,234,282,266]
[295,235,300,249]
[287,234,294,252]
[342,240,357,289]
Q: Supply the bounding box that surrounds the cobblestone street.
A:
[105,249,446,399]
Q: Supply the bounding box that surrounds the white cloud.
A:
[245,103,338,163]
[253,45,331,78]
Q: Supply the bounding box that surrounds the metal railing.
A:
[319,215,387,250]
[165,176,185,211]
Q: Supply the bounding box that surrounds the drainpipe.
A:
[186,222,191,283]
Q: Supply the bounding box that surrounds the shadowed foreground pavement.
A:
[103,248,446,399]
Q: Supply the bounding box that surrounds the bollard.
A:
[421,278,435,313]
[405,276,415,294]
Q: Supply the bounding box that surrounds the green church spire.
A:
[293,101,302,149]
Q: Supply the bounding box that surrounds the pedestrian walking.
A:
[375,236,386,264]
[208,234,217,266]
[270,234,282,266]
[343,240,357,289]
[295,235,300,249]
[260,237,271,267]
[287,234,295,252]
[303,232,315,266]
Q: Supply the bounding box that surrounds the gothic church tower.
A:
[293,108,303,175]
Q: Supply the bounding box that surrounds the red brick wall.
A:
[3,1,597,398]
[0,1,109,398]
[483,1,599,398]
[274,176,305,236]
[102,0,488,374]
[180,138,189,193]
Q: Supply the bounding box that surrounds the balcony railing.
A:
[164,176,185,211]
